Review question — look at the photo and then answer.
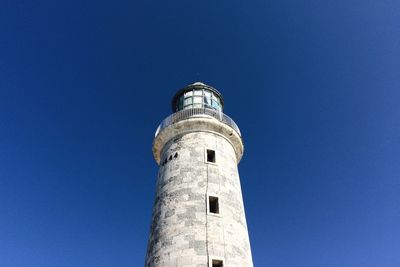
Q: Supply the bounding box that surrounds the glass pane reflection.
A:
[194,90,203,96]
[193,96,202,104]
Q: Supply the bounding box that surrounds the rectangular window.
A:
[178,96,184,110]
[212,259,223,267]
[209,196,219,214]
[211,99,221,110]
[204,96,211,107]
[184,91,193,97]
[194,89,203,96]
[193,96,202,104]
[207,149,216,163]
[184,98,192,106]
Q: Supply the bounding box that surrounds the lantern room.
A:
[171,82,224,112]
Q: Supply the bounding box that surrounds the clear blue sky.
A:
[0,0,399,266]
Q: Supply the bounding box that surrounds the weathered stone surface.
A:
[145,128,253,267]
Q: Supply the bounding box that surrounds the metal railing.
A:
[155,108,241,137]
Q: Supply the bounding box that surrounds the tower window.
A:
[209,196,219,214]
[212,259,223,267]
[206,149,216,163]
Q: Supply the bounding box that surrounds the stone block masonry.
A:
[145,132,253,267]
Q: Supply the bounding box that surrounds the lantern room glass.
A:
[175,88,222,112]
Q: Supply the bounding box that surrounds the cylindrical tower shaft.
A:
[146,82,253,267]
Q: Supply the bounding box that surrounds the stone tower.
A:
[145,82,253,267]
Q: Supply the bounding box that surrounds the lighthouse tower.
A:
[145,82,253,267]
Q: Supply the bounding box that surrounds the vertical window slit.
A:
[209,196,219,214]
[207,149,216,163]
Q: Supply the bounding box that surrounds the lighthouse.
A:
[145,82,253,267]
